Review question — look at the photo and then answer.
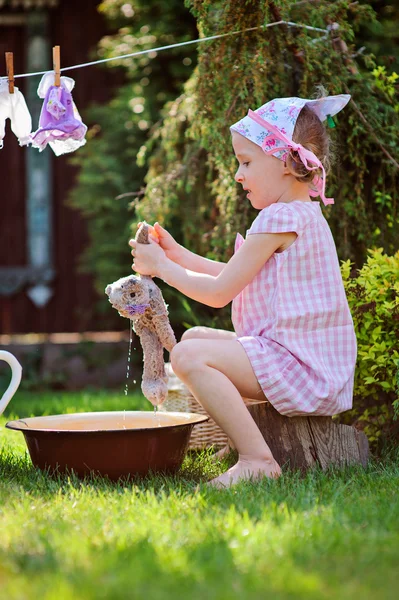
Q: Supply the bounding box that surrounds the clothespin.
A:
[5,52,14,94]
[53,45,61,87]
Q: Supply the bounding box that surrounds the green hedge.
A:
[340,249,399,444]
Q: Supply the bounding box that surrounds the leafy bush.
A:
[68,0,198,328]
[68,1,399,335]
[137,0,399,270]
[341,249,399,444]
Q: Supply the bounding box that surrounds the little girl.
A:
[129,94,357,488]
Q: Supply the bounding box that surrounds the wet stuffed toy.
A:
[105,223,176,405]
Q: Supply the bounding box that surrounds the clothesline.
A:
[10,20,330,80]
[1,18,397,170]
[0,18,333,157]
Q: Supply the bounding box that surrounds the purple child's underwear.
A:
[31,72,87,156]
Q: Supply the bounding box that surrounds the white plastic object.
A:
[0,351,22,415]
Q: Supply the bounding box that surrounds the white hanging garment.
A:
[0,77,32,149]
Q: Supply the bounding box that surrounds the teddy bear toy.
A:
[105,223,176,405]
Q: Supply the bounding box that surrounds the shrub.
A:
[137,1,399,271]
[68,0,198,328]
[341,249,399,444]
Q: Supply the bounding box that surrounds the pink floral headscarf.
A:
[230,94,350,205]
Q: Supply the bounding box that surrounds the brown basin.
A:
[6,411,208,481]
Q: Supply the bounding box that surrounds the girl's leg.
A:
[170,339,281,487]
[181,327,236,457]
[181,326,237,341]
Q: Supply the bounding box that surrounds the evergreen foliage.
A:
[358,0,399,71]
[69,1,398,347]
[137,0,398,269]
[68,0,197,324]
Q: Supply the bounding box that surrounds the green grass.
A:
[1,390,398,600]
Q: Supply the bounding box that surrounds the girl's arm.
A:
[149,222,225,276]
[176,245,226,276]
[130,231,296,308]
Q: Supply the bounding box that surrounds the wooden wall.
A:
[0,1,123,334]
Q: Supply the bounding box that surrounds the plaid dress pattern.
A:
[231,201,357,416]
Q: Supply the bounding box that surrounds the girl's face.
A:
[232,131,288,209]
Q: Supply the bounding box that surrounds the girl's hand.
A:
[129,237,167,277]
[136,222,181,263]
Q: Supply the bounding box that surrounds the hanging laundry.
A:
[30,72,87,156]
[0,78,32,149]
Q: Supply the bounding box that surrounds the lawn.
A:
[0,390,398,600]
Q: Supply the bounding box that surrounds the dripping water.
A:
[154,403,162,427]
[124,320,134,396]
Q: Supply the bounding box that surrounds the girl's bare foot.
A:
[208,455,281,488]
[210,443,233,463]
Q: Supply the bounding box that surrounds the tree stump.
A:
[162,363,369,469]
[247,401,369,471]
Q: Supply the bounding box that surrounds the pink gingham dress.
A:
[231,200,357,416]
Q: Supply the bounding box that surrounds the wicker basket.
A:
[160,363,266,450]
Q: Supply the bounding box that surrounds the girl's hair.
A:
[286,104,334,185]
